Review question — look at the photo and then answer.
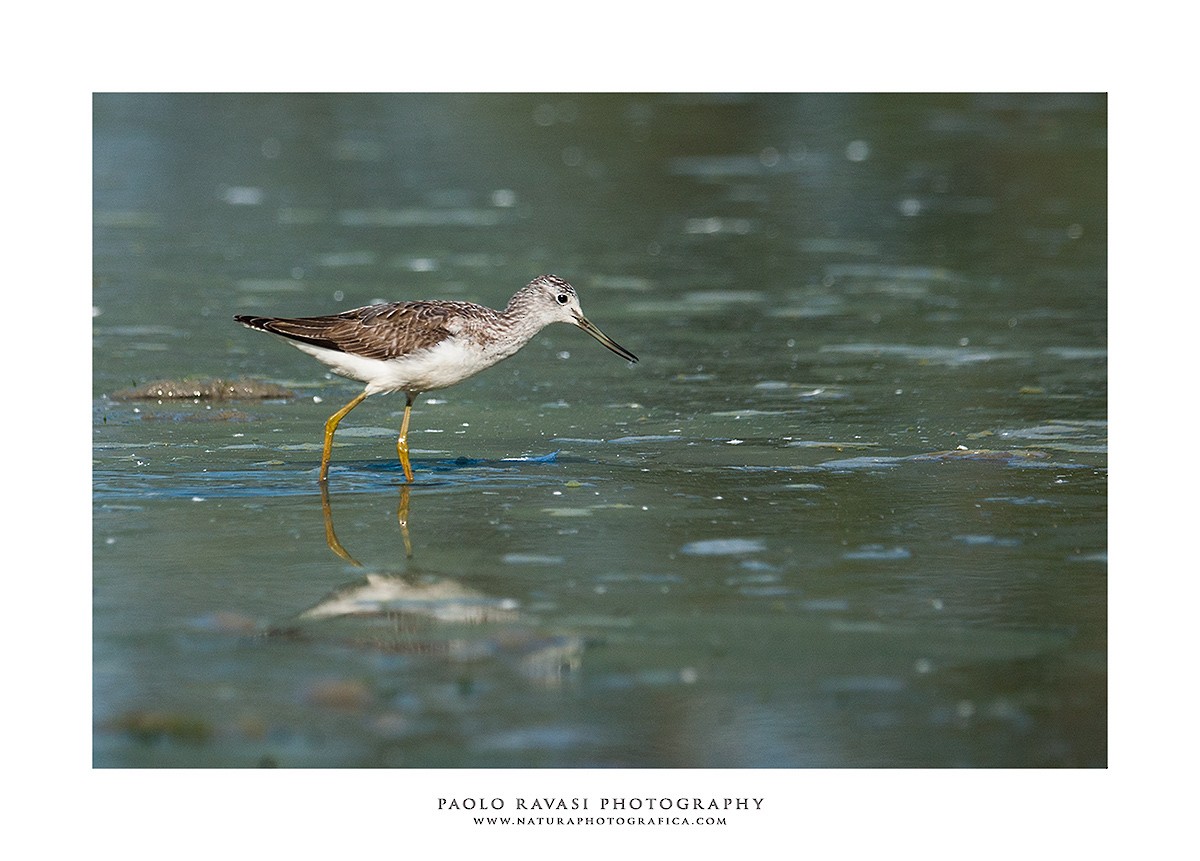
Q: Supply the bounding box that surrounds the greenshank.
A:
[234,274,638,482]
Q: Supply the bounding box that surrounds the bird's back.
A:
[235,299,503,360]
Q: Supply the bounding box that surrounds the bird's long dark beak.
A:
[574,313,638,363]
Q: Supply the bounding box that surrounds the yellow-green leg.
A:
[396,394,415,483]
[320,390,369,482]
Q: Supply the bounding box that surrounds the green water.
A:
[93,93,1106,767]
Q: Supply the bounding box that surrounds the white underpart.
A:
[286,330,540,395]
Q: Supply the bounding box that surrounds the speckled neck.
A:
[499,286,554,334]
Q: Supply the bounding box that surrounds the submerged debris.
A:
[303,678,373,711]
[136,409,257,423]
[108,709,213,743]
[909,448,1049,462]
[110,378,293,401]
[138,409,256,423]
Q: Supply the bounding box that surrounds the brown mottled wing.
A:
[236,301,494,359]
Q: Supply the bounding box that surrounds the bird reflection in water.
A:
[297,482,583,685]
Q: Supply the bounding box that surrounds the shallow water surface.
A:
[93,93,1106,767]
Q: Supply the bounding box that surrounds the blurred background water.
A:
[93,93,1106,767]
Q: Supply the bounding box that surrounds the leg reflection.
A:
[320,482,413,565]
[320,481,362,567]
[397,484,413,558]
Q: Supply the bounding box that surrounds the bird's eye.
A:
[556,293,569,305]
